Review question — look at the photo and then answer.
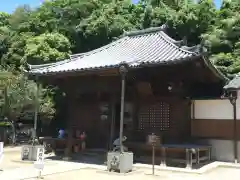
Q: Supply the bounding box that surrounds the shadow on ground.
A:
[45,149,210,169]
[46,149,107,165]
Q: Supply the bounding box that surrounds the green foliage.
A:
[8,5,32,32]
[28,0,110,52]
[146,0,194,10]
[1,32,35,69]
[24,33,71,64]
[165,0,217,45]
[77,0,144,51]
[0,68,55,121]
[0,121,11,126]
[202,0,240,76]
[0,12,10,27]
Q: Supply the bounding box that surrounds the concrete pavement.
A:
[11,165,240,180]
[0,161,91,180]
[1,146,240,180]
[1,160,240,180]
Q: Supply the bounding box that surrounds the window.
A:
[138,102,170,131]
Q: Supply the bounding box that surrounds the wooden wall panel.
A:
[136,98,191,143]
[191,119,240,139]
[169,100,191,142]
[70,101,110,148]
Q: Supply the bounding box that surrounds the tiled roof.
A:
[28,26,202,75]
[224,75,240,90]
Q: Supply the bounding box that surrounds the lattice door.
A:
[138,102,170,131]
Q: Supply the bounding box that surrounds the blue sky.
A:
[0,0,42,13]
[0,0,222,14]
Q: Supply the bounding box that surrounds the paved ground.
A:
[23,167,240,180]
[206,167,240,180]
[1,146,240,180]
[1,146,32,170]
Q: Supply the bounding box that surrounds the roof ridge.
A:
[158,30,182,45]
[181,45,201,54]
[159,31,199,55]
[123,26,166,37]
[122,25,200,55]
[69,53,86,59]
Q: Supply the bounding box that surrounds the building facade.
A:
[27,26,234,164]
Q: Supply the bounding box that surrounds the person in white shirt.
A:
[113,136,128,152]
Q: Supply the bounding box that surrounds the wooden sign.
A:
[34,147,45,178]
[36,147,45,163]
[34,147,45,171]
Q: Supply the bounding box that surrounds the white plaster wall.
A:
[193,99,232,119]
[192,98,240,120]
[192,92,240,162]
[199,139,240,162]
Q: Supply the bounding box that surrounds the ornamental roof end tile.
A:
[224,75,240,90]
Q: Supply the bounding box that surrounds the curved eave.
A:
[25,55,200,77]
[202,55,229,82]
[223,87,239,92]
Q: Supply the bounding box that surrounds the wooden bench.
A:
[125,142,211,168]
[39,137,82,152]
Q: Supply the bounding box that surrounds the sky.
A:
[0,0,223,14]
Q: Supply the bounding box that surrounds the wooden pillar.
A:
[63,92,74,160]
[132,84,139,131]
[109,95,116,151]
[192,100,195,120]
[190,100,195,140]
[233,100,237,163]
[119,65,128,153]
[229,92,238,163]
[64,127,73,160]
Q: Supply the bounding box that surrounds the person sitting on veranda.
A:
[58,129,65,139]
[113,136,128,152]
[80,131,86,151]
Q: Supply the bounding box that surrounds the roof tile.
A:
[28,26,201,75]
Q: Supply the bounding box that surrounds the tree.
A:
[24,33,71,65]
[0,68,55,143]
[202,0,240,77]
[146,0,194,9]
[27,0,112,53]
[0,12,11,61]
[0,26,11,60]
[77,0,145,51]
[0,68,55,121]
[8,5,32,32]
[160,0,216,45]
[0,12,10,27]
[1,32,35,69]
